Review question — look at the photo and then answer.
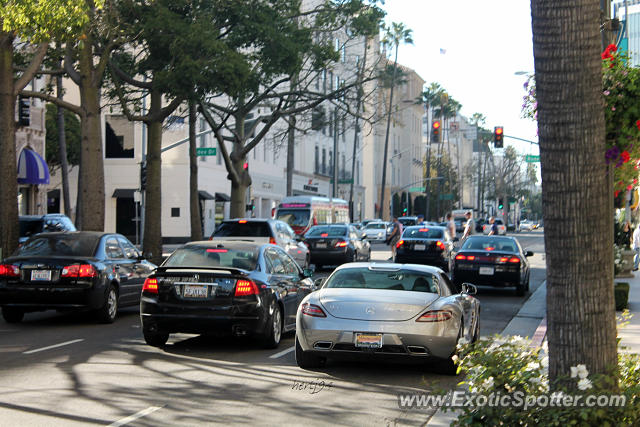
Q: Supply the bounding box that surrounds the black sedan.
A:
[451,235,533,296]
[140,241,315,348]
[303,224,371,270]
[0,232,156,323]
[393,226,456,271]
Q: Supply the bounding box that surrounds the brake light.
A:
[467,255,476,261]
[419,228,429,232]
[436,240,445,250]
[335,241,348,247]
[508,257,521,264]
[396,240,404,248]
[301,303,326,317]
[0,264,19,278]
[455,254,466,260]
[206,249,228,253]
[269,237,276,244]
[238,220,248,224]
[143,277,158,293]
[416,310,453,322]
[321,233,329,237]
[485,247,495,251]
[61,264,97,278]
[235,279,259,296]
[498,257,510,263]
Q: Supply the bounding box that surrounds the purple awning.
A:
[17,148,50,185]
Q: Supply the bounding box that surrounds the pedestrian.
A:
[387,216,403,260]
[633,223,640,271]
[488,216,498,236]
[446,213,456,240]
[461,211,474,241]
[417,214,425,225]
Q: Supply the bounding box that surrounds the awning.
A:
[215,192,231,202]
[17,148,50,185]
[112,188,136,198]
[198,190,215,200]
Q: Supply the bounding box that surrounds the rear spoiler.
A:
[156,266,249,276]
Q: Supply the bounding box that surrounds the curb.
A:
[530,316,547,348]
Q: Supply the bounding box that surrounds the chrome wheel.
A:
[272,308,282,344]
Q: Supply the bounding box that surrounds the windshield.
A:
[163,246,259,270]
[365,223,386,229]
[324,267,439,293]
[402,227,444,239]
[276,209,311,227]
[19,219,43,238]
[15,234,99,257]
[461,237,518,253]
[214,221,271,237]
[306,225,347,237]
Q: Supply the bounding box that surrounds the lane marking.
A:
[23,339,84,354]
[108,406,163,427]
[269,346,295,359]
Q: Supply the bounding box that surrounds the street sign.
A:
[409,186,426,192]
[196,147,217,156]
[438,193,454,200]
[525,155,540,163]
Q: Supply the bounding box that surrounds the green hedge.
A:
[615,282,630,311]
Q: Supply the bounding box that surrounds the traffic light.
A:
[18,96,30,127]
[140,163,147,190]
[498,197,504,210]
[494,126,504,148]
[243,162,249,173]
[431,120,441,143]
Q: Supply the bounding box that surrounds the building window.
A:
[322,148,326,174]
[341,154,345,179]
[105,122,133,159]
[315,146,319,173]
[329,71,333,91]
[171,208,180,217]
[329,150,333,176]
[322,69,327,93]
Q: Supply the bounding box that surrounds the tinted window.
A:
[276,209,310,227]
[19,219,43,238]
[117,236,139,259]
[265,249,286,274]
[106,238,125,259]
[324,267,439,293]
[15,234,99,257]
[164,246,258,270]
[214,221,272,237]
[279,251,299,275]
[306,225,347,237]
[461,237,518,253]
[402,227,444,239]
[399,218,417,226]
[365,223,386,229]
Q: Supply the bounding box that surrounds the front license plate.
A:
[414,244,426,251]
[31,270,51,281]
[183,284,208,298]
[479,267,494,275]
[355,333,383,348]
[316,242,327,248]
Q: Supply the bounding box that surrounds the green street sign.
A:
[409,186,426,192]
[196,147,217,156]
[525,155,540,163]
[438,193,454,200]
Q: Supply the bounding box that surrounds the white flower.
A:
[570,364,589,379]
[487,343,499,353]
[481,376,494,391]
[452,355,459,363]
[577,378,593,390]
[525,362,540,371]
[511,335,524,343]
[504,383,515,393]
[530,377,541,385]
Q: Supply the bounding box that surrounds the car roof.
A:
[223,218,274,223]
[332,262,445,275]
[184,240,268,251]
[466,235,515,242]
[405,225,445,230]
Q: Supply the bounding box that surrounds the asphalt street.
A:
[0,230,546,426]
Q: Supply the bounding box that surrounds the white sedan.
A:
[518,220,534,232]
[482,218,506,235]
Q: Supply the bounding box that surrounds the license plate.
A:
[479,267,494,275]
[316,242,326,248]
[183,284,208,298]
[355,333,383,348]
[31,270,51,281]
[414,244,426,251]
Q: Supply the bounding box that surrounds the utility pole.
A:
[332,108,339,199]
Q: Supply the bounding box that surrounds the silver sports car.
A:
[295,263,480,374]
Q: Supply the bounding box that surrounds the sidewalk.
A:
[616,272,640,354]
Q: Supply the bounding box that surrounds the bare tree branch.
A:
[14,43,49,94]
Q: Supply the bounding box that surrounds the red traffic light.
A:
[432,120,441,130]
[243,162,249,170]
[495,127,503,135]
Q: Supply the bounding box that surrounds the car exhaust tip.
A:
[313,341,333,350]
[407,346,428,355]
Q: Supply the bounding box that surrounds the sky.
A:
[381,0,539,156]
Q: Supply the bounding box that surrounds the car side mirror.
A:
[461,282,477,295]
[313,277,325,290]
[302,267,314,278]
[525,250,534,257]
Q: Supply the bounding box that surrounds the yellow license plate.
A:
[355,333,383,348]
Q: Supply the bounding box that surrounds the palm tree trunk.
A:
[379,47,399,220]
[531,0,617,385]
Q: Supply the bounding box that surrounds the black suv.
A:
[19,214,76,244]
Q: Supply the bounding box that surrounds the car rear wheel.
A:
[262,304,283,349]
[295,336,325,369]
[96,284,118,323]
[435,326,463,375]
[515,281,526,296]
[2,307,24,323]
[143,327,169,347]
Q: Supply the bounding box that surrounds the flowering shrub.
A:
[614,243,631,276]
[449,332,640,426]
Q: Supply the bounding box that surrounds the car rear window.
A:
[163,246,259,270]
[461,237,517,253]
[15,234,99,257]
[403,227,444,239]
[19,219,43,238]
[324,267,439,293]
[365,223,386,229]
[306,225,347,237]
[213,221,272,237]
[276,209,310,227]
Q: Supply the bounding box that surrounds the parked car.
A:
[303,224,370,270]
[482,218,507,235]
[398,216,419,227]
[0,231,156,323]
[140,241,315,348]
[475,218,486,233]
[295,262,480,374]
[362,221,389,242]
[210,218,309,268]
[394,226,457,271]
[361,219,381,227]
[518,220,534,232]
[19,214,76,244]
[451,235,532,296]
[349,222,363,230]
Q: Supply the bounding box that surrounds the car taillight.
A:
[61,264,97,278]
[416,310,453,322]
[235,279,259,296]
[0,264,19,278]
[143,277,158,293]
[455,254,466,260]
[396,240,404,248]
[301,303,326,317]
[435,240,445,250]
[508,256,521,264]
[269,237,277,245]
[335,240,348,247]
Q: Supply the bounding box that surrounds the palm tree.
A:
[420,83,445,220]
[531,0,617,385]
[378,22,412,220]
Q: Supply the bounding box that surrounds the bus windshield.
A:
[276,209,311,227]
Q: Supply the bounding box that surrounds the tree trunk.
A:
[189,101,202,241]
[0,33,19,259]
[379,46,399,220]
[143,89,163,265]
[56,71,71,217]
[229,152,250,219]
[531,0,618,385]
[77,40,105,231]
[286,114,295,197]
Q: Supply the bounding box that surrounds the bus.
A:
[275,196,350,235]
